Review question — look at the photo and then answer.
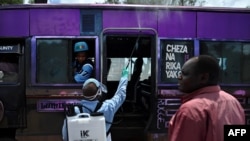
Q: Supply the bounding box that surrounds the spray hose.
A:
[126,36,140,69]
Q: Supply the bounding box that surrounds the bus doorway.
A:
[0,39,26,139]
[101,28,158,141]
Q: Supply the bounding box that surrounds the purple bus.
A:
[0,4,250,140]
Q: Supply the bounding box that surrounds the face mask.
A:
[82,78,107,100]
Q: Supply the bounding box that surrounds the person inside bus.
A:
[62,67,129,141]
[73,41,94,83]
[168,55,245,141]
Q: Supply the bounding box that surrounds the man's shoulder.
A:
[180,98,205,113]
[219,90,243,104]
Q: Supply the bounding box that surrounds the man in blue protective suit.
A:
[73,41,94,83]
[62,67,129,141]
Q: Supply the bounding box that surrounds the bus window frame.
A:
[30,36,100,86]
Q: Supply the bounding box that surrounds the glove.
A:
[121,68,129,78]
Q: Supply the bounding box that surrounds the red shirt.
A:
[168,86,245,141]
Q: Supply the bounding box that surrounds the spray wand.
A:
[126,36,140,69]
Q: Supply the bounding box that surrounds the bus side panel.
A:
[103,10,158,29]
[158,10,197,38]
[197,12,250,40]
[30,9,80,36]
[0,10,29,37]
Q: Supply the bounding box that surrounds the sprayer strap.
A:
[94,101,103,112]
[93,101,111,136]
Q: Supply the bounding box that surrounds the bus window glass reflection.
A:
[107,57,151,81]
[36,39,69,83]
[200,41,250,84]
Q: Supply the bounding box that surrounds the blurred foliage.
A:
[34,0,47,3]
[124,0,167,5]
[105,0,121,4]
[170,0,197,6]
[0,0,23,4]
[122,0,197,5]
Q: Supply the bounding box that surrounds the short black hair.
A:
[82,82,98,97]
[196,55,220,85]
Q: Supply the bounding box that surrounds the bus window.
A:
[0,44,21,84]
[106,35,152,82]
[36,39,69,83]
[0,54,18,83]
[107,57,151,81]
[104,35,153,105]
[200,41,250,84]
[34,37,96,84]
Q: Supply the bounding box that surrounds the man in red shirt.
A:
[168,55,245,141]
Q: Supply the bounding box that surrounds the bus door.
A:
[100,28,158,139]
[0,40,26,133]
